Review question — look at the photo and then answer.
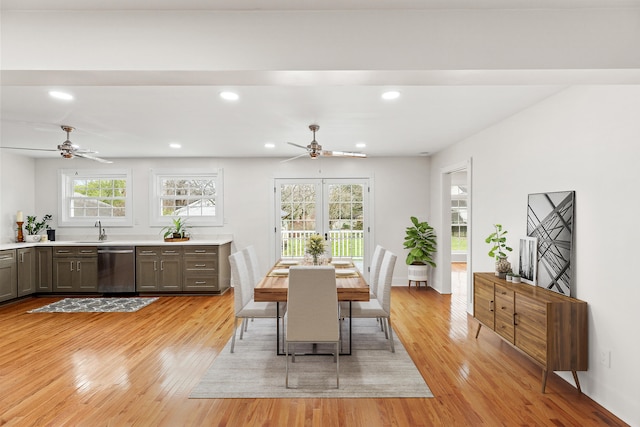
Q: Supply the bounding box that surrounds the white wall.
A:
[25,156,428,282]
[0,152,36,244]
[429,85,640,426]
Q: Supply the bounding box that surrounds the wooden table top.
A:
[253,259,370,303]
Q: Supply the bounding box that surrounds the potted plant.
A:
[24,214,52,243]
[305,234,326,265]
[485,223,512,278]
[161,217,190,241]
[511,273,522,283]
[403,216,437,285]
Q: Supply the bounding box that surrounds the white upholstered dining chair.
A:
[229,250,282,353]
[341,250,397,352]
[285,266,340,389]
[242,245,262,288]
[369,245,386,298]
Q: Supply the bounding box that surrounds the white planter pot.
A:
[25,234,41,243]
[408,264,429,281]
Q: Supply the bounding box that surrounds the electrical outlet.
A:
[599,349,611,368]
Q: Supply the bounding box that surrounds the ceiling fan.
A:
[286,124,367,161]
[1,125,113,163]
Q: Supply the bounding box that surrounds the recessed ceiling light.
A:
[381,91,400,100]
[264,143,275,149]
[220,91,239,101]
[49,91,74,101]
[169,143,181,149]
[356,142,366,149]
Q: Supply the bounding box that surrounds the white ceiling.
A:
[1,0,638,162]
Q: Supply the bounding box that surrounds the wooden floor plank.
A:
[0,265,628,426]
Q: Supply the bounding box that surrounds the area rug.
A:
[190,317,433,399]
[28,297,159,313]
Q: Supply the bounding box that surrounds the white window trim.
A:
[149,168,224,227]
[58,168,133,227]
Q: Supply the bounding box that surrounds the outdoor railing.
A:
[281,230,364,260]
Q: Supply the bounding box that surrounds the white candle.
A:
[16,211,23,222]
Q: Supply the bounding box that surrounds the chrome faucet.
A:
[95,220,107,241]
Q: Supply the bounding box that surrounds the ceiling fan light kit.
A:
[286,124,367,161]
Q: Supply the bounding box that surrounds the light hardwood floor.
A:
[0,264,627,426]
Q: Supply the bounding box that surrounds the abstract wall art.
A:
[526,191,575,296]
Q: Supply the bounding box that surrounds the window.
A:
[59,169,133,227]
[451,184,468,253]
[150,169,224,226]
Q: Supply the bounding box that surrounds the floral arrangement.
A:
[305,234,326,263]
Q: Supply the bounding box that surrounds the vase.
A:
[25,234,42,243]
[495,256,511,279]
[312,254,319,265]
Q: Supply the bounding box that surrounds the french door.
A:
[274,178,369,272]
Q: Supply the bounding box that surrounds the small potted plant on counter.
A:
[24,214,52,243]
[161,217,190,242]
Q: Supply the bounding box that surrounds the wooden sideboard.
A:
[473,272,588,393]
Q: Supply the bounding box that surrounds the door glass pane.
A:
[327,183,364,267]
[280,183,318,258]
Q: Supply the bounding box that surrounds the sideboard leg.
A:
[541,369,548,393]
[572,370,582,393]
[475,323,482,339]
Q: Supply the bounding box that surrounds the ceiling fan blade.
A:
[73,151,113,164]
[280,152,309,163]
[322,150,367,158]
[1,146,58,152]
[287,142,311,151]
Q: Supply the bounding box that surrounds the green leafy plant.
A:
[161,217,189,239]
[305,234,326,260]
[403,216,437,266]
[485,224,512,259]
[25,214,52,235]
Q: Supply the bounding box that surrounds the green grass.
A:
[452,237,468,252]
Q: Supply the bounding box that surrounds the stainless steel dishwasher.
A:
[97,246,136,293]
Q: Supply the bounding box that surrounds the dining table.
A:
[254,258,370,355]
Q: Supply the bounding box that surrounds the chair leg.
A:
[285,341,290,388]
[382,318,389,339]
[230,317,239,353]
[239,318,246,340]
[386,317,395,353]
[336,342,340,389]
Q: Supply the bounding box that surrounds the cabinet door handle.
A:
[195,264,206,267]
[490,300,494,312]
[77,261,81,271]
[164,250,176,254]
[58,250,71,254]
[161,260,164,270]
[195,281,206,284]
[153,261,157,271]
[194,250,206,253]
[70,261,74,272]
[80,250,93,253]
[141,250,154,254]
[513,313,518,326]
[21,253,25,263]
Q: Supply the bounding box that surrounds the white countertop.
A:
[0,237,232,251]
